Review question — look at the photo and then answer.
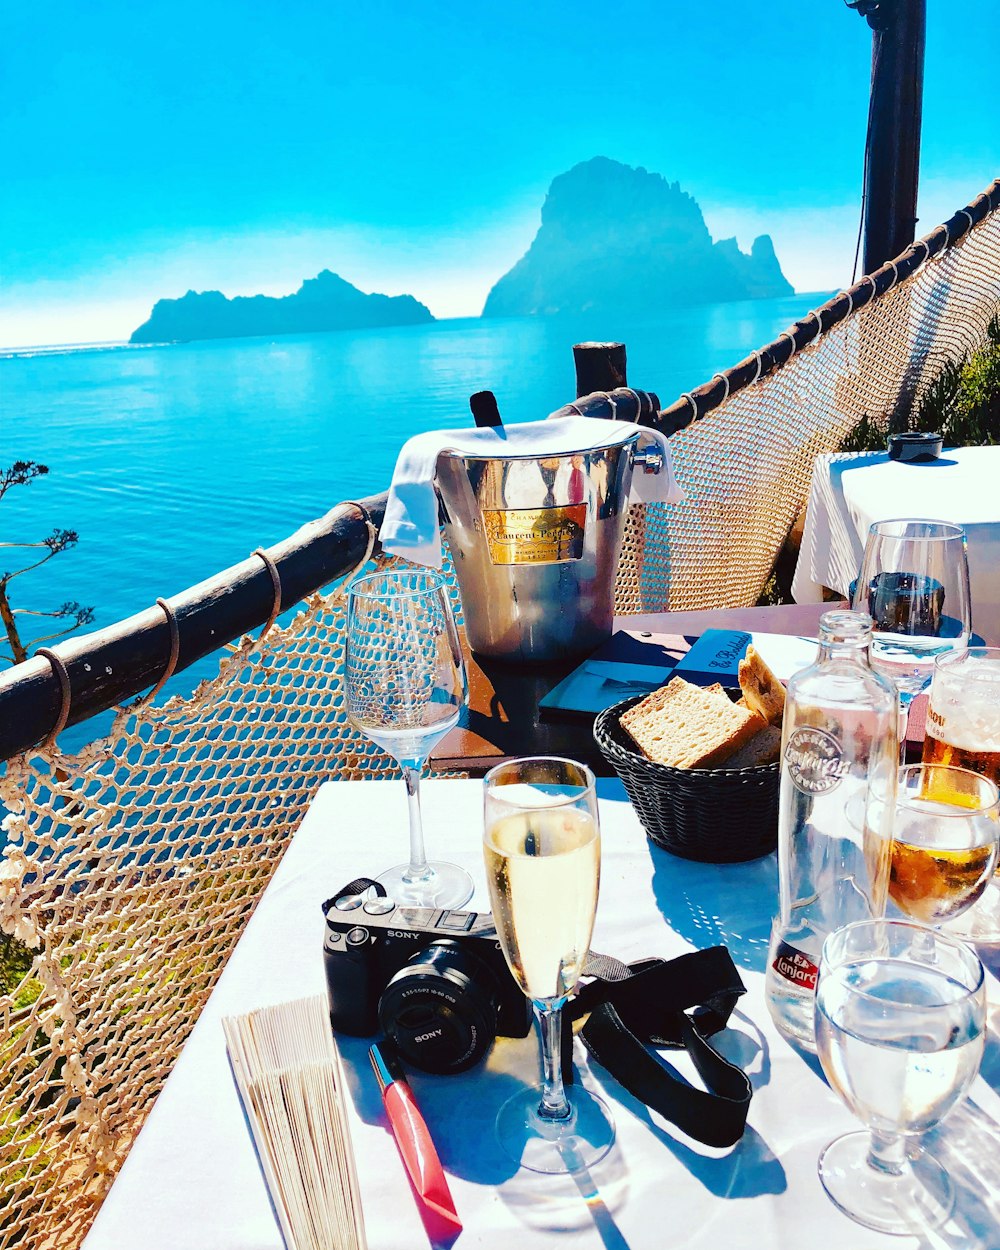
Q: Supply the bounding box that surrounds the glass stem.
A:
[897,693,911,766]
[401,764,431,883]
[866,1129,908,1177]
[913,924,938,963]
[534,1000,572,1122]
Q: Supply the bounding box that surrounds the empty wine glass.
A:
[815,919,986,1235]
[851,519,971,751]
[346,568,472,908]
[483,757,615,1174]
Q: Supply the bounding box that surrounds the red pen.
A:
[369,1040,462,1234]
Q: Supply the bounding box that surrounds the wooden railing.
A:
[0,494,387,760]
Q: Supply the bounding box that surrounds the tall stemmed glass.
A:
[483,757,615,1175]
[851,519,971,752]
[346,568,472,909]
[815,918,986,1235]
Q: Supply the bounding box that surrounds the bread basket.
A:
[593,691,779,863]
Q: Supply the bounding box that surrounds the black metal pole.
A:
[860,0,926,273]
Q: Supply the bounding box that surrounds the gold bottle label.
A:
[482,504,587,565]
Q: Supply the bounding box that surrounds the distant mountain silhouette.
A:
[482,157,793,317]
[130,270,434,344]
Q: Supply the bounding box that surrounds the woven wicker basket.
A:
[593,692,779,863]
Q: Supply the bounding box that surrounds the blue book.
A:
[672,629,752,683]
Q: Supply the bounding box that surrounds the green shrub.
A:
[0,935,38,1006]
[844,313,1000,451]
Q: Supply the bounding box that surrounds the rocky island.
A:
[483,157,793,317]
[131,159,793,343]
[130,270,434,344]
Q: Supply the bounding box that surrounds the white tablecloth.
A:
[82,779,1000,1250]
[791,446,1000,637]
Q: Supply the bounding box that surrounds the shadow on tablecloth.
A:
[586,1055,786,1203]
[646,843,777,975]
[919,1097,1000,1249]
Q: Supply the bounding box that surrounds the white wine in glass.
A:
[483,757,615,1175]
[485,806,599,1002]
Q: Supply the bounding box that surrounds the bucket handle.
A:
[632,445,664,475]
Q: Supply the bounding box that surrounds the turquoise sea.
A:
[1,295,822,749]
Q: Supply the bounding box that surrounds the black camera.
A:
[323,894,532,1074]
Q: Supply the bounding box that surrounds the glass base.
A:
[496,1087,616,1175]
[376,861,473,909]
[819,1132,953,1235]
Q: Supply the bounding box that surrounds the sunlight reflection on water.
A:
[0,297,823,751]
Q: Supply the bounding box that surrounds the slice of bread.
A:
[721,724,783,769]
[620,678,768,769]
[738,646,785,725]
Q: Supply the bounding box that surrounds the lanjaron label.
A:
[482,504,587,565]
[784,727,849,795]
[771,941,819,991]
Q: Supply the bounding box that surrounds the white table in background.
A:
[82,779,1000,1250]
[791,446,1000,636]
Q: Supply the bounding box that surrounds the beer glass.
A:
[816,919,986,1235]
[923,647,1000,788]
[852,519,971,751]
[923,647,1000,940]
[345,568,473,909]
[483,757,615,1174]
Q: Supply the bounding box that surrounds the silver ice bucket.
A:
[435,432,662,663]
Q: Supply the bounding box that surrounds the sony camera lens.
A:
[377,939,503,1074]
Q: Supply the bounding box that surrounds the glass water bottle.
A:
[765,610,899,1049]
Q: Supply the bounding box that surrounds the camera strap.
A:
[322,877,387,909]
[322,881,752,1147]
[562,946,752,1148]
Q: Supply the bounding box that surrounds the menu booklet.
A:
[539,627,819,718]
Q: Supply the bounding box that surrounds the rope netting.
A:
[614,188,1000,612]
[1,182,998,1249]
[0,557,465,1249]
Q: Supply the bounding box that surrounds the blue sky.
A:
[2,1,998,346]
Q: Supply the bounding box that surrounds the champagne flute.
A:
[815,918,986,1235]
[345,568,472,909]
[851,519,971,752]
[885,763,999,926]
[483,757,615,1174]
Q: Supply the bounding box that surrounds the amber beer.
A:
[889,837,996,923]
[921,648,1000,789]
[922,731,1000,787]
[888,763,1000,924]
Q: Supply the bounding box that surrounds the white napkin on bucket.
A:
[379,415,685,568]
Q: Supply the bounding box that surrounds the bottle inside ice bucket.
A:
[765,610,898,1050]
